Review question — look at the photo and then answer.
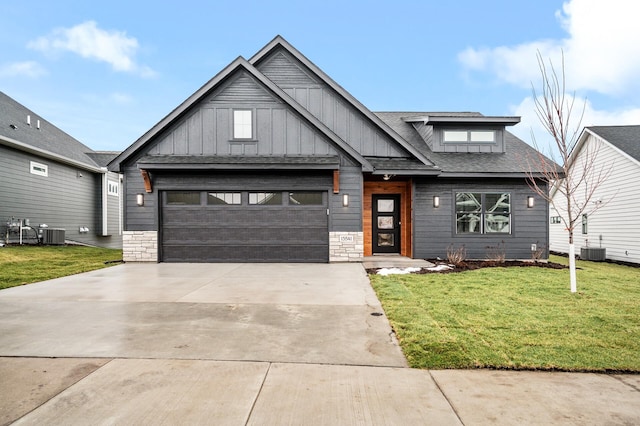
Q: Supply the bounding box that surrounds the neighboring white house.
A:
[549,125,640,264]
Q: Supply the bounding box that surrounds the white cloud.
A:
[458,0,640,96]
[109,92,134,104]
[0,61,47,78]
[27,21,154,77]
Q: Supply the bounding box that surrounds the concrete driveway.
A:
[0,263,404,366]
[1,263,639,425]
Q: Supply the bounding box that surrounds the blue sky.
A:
[2,0,639,158]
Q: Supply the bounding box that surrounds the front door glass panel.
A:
[372,194,401,254]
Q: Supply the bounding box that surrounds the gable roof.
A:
[108,55,374,172]
[376,112,555,177]
[586,125,640,164]
[0,91,103,172]
[249,36,436,169]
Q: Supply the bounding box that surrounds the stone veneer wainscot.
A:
[122,231,158,262]
[329,232,364,262]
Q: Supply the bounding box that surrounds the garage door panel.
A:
[162,244,328,263]
[161,190,329,262]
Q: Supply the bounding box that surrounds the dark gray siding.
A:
[0,145,121,248]
[330,165,362,232]
[145,70,338,158]
[257,49,408,158]
[413,178,548,259]
[123,166,156,231]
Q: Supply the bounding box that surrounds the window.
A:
[233,110,252,139]
[582,214,588,234]
[550,216,562,224]
[166,191,201,205]
[107,180,119,196]
[455,192,511,234]
[249,192,282,205]
[30,161,48,177]
[289,192,323,205]
[208,192,241,205]
[444,130,496,143]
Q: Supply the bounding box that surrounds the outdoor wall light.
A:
[342,193,349,207]
[527,196,535,208]
[136,193,145,206]
[433,196,440,208]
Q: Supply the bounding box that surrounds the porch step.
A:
[363,256,434,269]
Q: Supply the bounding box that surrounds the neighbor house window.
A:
[208,192,241,205]
[455,192,511,234]
[582,214,588,234]
[233,109,252,139]
[550,216,562,224]
[249,192,282,205]
[444,130,496,143]
[107,180,119,196]
[166,191,201,205]
[30,161,48,177]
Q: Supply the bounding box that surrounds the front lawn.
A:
[0,245,123,290]
[369,255,640,372]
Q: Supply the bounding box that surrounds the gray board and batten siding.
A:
[0,145,122,248]
[412,178,549,260]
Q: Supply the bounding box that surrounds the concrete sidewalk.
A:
[1,263,639,425]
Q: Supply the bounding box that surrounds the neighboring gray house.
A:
[550,125,640,264]
[109,36,551,263]
[0,91,122,248]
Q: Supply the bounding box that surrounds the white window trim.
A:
[107,180,119,196]
[30,161,48,177]
[443,130,496,144]
[233,109,253,139]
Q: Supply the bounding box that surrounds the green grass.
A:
[369,255,640,372]
[0,245,123,289]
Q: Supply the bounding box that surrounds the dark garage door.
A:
[161,190,329,262]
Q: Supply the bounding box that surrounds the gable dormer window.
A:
[233,109,253,139]
[444,130,496,144]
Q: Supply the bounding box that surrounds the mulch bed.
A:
[417,259,568,274]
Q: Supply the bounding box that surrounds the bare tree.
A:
[524,51,613,293]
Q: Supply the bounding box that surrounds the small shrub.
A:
[485,241,506,263]
[446,244,467,266]
[531,242,546,261]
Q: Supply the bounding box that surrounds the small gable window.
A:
[233,109,253,139]
[444,130,496,144]
[30,161,48,177]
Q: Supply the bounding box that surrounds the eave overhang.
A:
[1,135,105,173]
[404,115,521,126]
[137,155,341,171]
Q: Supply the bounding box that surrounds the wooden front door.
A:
[372,194,401,254]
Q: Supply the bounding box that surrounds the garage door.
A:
[161,190,329,262]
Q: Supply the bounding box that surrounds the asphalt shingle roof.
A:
[587,125,640,162]
[0,91,99,168]
[375,112,556,175]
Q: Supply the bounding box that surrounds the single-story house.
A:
[550,125,640,264]
[108,36,551,263]
[0,91,122,248]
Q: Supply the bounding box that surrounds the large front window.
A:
[455,192,511,234]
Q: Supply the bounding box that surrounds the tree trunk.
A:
[568,243,577,293]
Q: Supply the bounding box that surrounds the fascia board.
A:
[1,136,105,173]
